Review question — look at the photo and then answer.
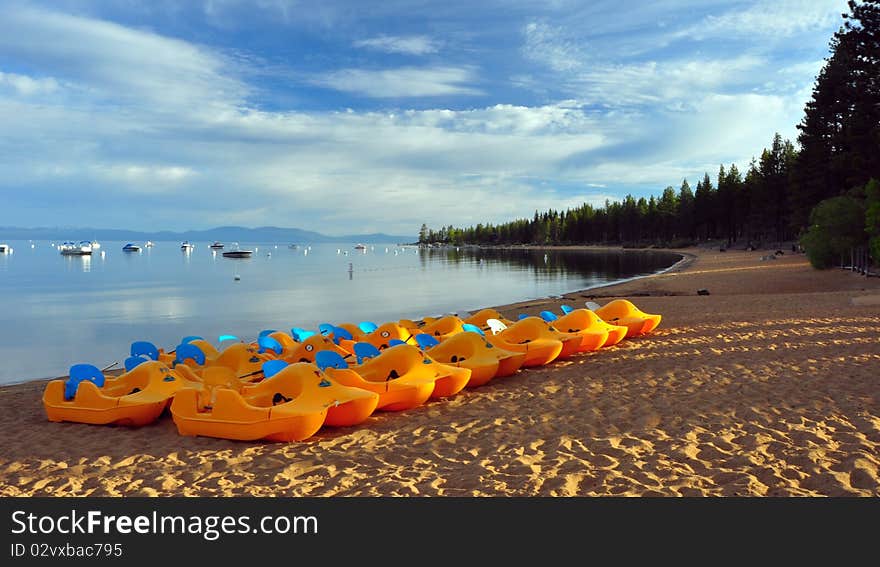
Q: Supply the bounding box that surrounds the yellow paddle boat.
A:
[317,344,469,410]
[418,331,526,387]
[485,318,564,367]
[401,315,465,342]
[171,363,361,442]
[463,308,515,331]
[592,299,662,337]
[246,362,379,427]
[541,309,623,350]
[177,341,273,381]
[351,322,417,351]
[43,360,198,426]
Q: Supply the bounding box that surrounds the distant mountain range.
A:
[0,225,415,244]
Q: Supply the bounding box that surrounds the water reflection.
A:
[418,246,680,281]
[64,254,91,272]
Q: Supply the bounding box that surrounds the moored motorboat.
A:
[210,241,224,250]
[0,243,11,254]
[122,242,141,252]
[180,241,195,251]
[222,243,253,258]
[59,241,93,255]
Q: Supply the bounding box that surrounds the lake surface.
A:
[0,240,681,384]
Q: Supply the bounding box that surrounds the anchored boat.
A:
[222,243,253,258]
[59,241,93,256]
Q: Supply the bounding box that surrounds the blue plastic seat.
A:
[291,327,315,342]
[174,343,206,366]
[262,360,289,379]
[560,304,575,314]
[130,340,160,361]
[64,363,106,400]
[415,333,440,350]
[358,321,378,334]
[331,326,354,345]
[461,323,485,336]
[318,323,334,336]
[315,350,349,371]
[258,335,283,355]
[518,313,529,320]
[124,355,149,372]
[181,335,204,344]
[353,342,381,364]
[540,310,559,322]
[387,339,406,347]
[258,329,278,338]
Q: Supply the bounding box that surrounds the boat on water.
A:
[122,243,141,252]
[354,243,367,250]
[210,241,224,250]
[288,243,298,249]
[180,241,195,251]
[222,243,253,258]
[59,241,93,256]
[145,241,154,248]
[90,240,101,250]
[0,243,11,254]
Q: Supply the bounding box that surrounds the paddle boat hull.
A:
[43,361,195,427]
[593,299,662,337]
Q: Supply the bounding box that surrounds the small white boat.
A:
[210,241,224,250]
[222,243,253,258]
[0,243,11,254]
[180,241,195,251]
[90,240,101,250]
[59,241,93,256]
[122,242,141,252]
[145,241,154,248]
[354,243,367,250]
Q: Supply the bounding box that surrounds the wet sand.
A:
[1,246,878,496]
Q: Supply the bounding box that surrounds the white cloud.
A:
[90,164,196,188]
[681,0,846,39]
[0,6,249,115]
[353,35,440,55]
[312,66,482,98]
[0,71,60,96]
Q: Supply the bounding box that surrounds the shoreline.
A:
[2,246,879,496]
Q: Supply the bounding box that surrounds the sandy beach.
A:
[1,246,878,496]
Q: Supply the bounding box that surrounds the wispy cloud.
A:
[0,6,249,114]
[522,21,587,72]
[353,35,441,55]
[568,54,766,108]
[679,0,845,40]
[312,66,482,98]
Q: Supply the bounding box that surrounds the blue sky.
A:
[0,0,847,236]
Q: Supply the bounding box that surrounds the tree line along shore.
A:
[419,1,880,273]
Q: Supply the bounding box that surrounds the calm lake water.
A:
[0,240,680,384]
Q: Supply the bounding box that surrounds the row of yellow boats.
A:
[42,299,661,442]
